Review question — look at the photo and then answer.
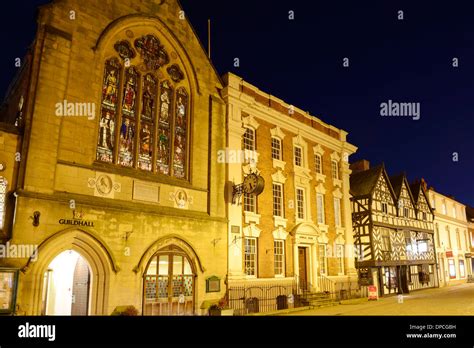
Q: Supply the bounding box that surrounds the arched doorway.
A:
[41,250,91,316]
[143,246,195,316]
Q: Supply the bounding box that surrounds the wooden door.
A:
[71,256,90,316]
[298,247,308,290]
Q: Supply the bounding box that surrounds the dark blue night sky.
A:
[1,0,473,206]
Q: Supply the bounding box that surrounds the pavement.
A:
[282,283,474,316]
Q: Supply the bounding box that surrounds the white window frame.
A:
[243,127,256,151]
[315,154,322,174]
[243,192,256,213]
[296,187,305,220]
[382,202,388,214]
[336,244,344,275]
[459,259,465,278]
[448,259,456,278]
[274,240,285,277]
[318,244,327,275]
[446,226,452,248]
[294,146,303,167]
[272,183,284,218]
[271,137,282,161]
[317,193,325,224]
[331,160,339,180]
[334,197,342,227]
[244,237,258,277]
[456,230,461,250]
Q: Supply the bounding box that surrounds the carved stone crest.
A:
[134,35,169,70]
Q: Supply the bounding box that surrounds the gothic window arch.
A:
[96,35,190,180]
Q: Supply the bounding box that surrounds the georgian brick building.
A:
[222,73,358,307]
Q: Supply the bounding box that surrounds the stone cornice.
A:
[14,189,227,223]
[223,88,357,155]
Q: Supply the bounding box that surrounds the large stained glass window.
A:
[119,67,138,167]
[173,88,188,179]
[139,74,157,171]
[97,58,120,163]
[157,81,172,175]
[96,34,190,180]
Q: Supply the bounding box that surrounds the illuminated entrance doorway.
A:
[41,250,91,316]
[143,246,195,316]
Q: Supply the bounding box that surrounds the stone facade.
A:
[0,0,227,315]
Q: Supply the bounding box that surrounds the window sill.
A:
[294,166,312,178]
[273,216,288,228]
[318,223,329,233]
[272,159,286,171]
[244,211,261,225]
[333,178,343,188]
[315,173,326,183]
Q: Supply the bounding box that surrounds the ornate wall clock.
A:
[242,173,265,195]
[232,172,265,204]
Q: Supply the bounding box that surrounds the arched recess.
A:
[93,14,201,96]
[134,234,205,275]
[20,228,117,315]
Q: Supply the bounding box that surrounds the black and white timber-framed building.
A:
[349,160,438,297]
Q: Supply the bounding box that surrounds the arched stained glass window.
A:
[96,34,189,180]
[157,81,173,175]
[173,87,188,179]
[138,74,157,172]
[97,58,121,163]
[119,66,139,167]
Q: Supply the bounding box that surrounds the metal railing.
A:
[227,275,369,315]
[318,274,368,301]
[227,279,299,316]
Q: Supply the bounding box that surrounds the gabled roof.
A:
[389,173,405,198]
[410,181,422,202]
[350,164,384,196]
[390,173,416,208]
[410,180,434,214]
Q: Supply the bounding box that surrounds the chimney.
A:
[420,178,428,192]
[350,159,370,173]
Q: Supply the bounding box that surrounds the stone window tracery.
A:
[96,35,189,180]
